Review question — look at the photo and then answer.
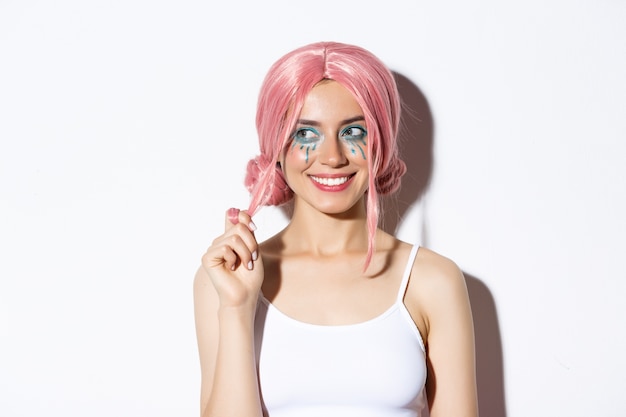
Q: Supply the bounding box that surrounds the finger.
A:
[211,231,258,270]
[202,244,238,271]
[229,223,259,267]
[232,211,258,261]
[237,210,257,233]
[224,208,257,233]
[213,219,259,262]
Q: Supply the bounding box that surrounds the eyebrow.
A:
[297,116,365,127]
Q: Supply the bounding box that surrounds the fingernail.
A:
[252,250,258,261]
[248,221,257,231]
[247,261,253,270]
[231,264,236,271]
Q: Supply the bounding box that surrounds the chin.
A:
[310,198,366,216]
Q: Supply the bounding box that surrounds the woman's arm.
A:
[411,249,479,417]
[193,209,264,417]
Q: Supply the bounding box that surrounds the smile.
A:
[309,175,354,186]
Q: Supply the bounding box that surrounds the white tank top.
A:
[254,245,428,417]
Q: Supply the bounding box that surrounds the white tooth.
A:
[312,176,349,186]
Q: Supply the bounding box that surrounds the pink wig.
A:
[245,41,407,268]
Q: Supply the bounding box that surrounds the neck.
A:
[282,197,370,256]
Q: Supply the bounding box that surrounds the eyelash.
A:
[292,125,367,143]
[292,127,321,145]
[340,125,367,141]
[289,124,368,162]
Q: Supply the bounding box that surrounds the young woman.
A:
[194,42,478,417]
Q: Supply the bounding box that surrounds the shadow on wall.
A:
[465,273,507,417]
[381,72,434,233]
[386,72,507,417]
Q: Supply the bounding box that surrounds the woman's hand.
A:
[195,208,265,417]
[201,208,263,310]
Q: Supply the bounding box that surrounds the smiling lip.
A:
[309,174,355,191]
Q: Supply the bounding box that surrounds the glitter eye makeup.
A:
[289,122,368,163]
[340,124,367,160]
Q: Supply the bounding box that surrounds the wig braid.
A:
[375,157,407,195]
[245,154,292,214]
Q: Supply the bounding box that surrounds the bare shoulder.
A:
[405,247,470,339]
[413,247,465,287]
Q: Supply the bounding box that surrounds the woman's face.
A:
[281,80,369,215]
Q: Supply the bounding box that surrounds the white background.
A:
[1,1,625,416]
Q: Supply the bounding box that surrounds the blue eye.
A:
[341,125,367,141]
[293,127,321,144]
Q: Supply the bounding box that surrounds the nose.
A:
[318,137,348,167]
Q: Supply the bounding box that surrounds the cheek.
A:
[344,137,368,161]
[346,145,367,162]
[281,145,314,185]
[344,142,368,165]
[285,142,317,165]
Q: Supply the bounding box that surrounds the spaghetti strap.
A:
[397,245,420,302]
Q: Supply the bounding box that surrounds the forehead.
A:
[298,80,364,123]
